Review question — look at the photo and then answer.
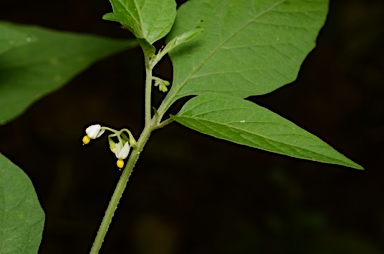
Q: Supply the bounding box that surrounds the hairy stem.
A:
[144,56,153,126]
[90,125,152,254]
[90,40,172,253]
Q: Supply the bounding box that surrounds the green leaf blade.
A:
[0,23,37,55]
[165,0,328,105]
[0,22,137,124]
[104,0,177,44]
[172,94,363,170]
[0,153,45,254]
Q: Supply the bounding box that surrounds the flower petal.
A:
[96,128,105,138]
[117,142,130,159]
[85,124,103,139]
[114,143,122,155]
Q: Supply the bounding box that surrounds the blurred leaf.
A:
[0,23,37,55]
[172,93,363,169]
[163,0,328,107]
[103,0,176,44]
[0,22,137,125]
[0,153,45,254]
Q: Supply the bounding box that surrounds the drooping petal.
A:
[95,128,105,138]
[114,143,122,155]
[85,124,104,139]
[116,142,130,159]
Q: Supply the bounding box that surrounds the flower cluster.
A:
[153,77,170,93]
[82,124,136,170]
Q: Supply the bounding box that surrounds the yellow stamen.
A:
[117,159,124,169]
[82,135,91,145]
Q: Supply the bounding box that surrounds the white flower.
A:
[114,142,130,169]
[82,124,105,144]
[86,124,105,139]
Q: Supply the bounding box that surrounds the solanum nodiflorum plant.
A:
[81,0,363,252]
[0,0,364,253]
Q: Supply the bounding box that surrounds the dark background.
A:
[1,0,383,253]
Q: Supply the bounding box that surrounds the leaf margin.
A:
[171,93,363,170]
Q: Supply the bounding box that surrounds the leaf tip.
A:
[354,164,364,170]
[343,160,364,170]
[102,13,118,22]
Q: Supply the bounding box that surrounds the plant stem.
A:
[144,56,153,127]
[90,125,152,254]
[90,41,169,253]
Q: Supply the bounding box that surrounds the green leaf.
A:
[0,153,45,253]
[149,28,204,69]
[172,93,363,170]
[0,23,38,55]
[0,22,137,125]
[138,38,156,59]
[103,0,177,44]
[162,28,204,55]
[163,0,328,106]
[102,13,120,23]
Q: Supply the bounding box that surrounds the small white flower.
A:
[114,142,130,169]
[86,124,105,139]
[82,124,105,144]
[115,142,130,159]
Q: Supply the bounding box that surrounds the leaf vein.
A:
[177,115,346,163]
[166,0,285,106]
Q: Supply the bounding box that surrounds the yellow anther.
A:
[82,135,91,145]
[117,159,124,169]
